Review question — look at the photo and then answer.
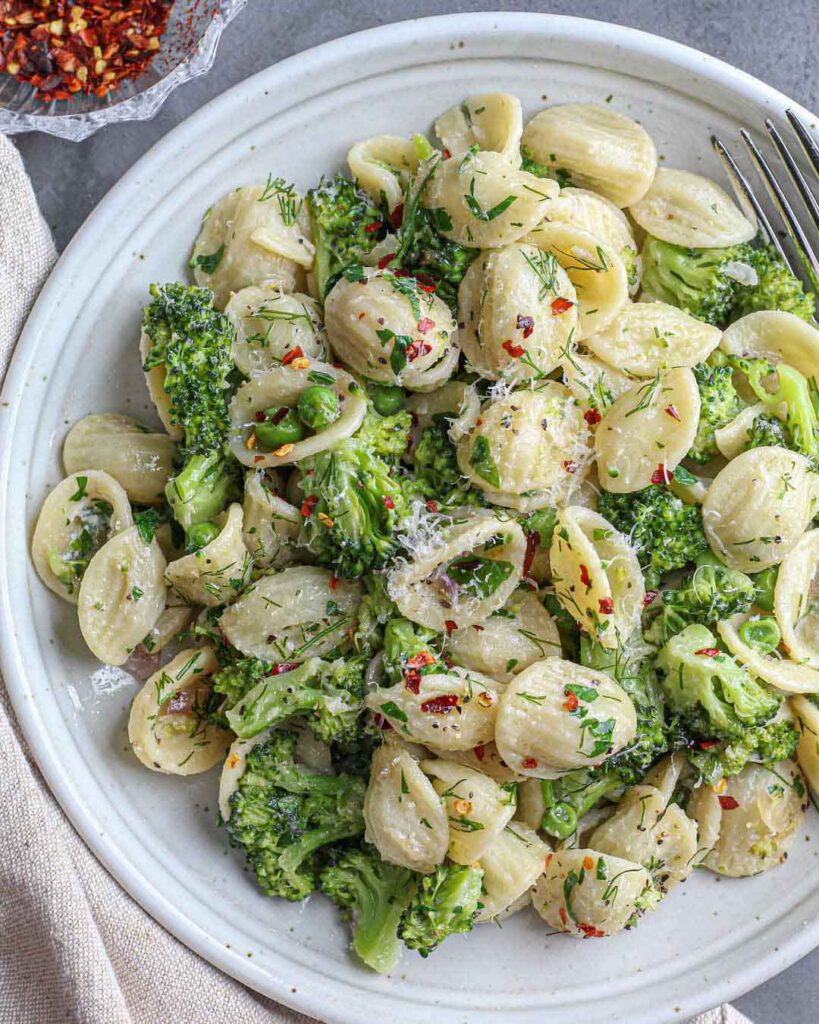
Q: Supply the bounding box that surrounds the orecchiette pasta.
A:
[141,591,194,655]
[717,612,819,693]
[241,471,300,569]
[219,565,360,662]
[78,524,166,666]
[421,758,517,864]
[475,821,550,922]
[434,93,523,163]
[521,103,657,208]
[457,244,578,381]
[714,402,768,460]
[629,168,756,248]
[425,740,523,784]
[774,530,819,669]
[550,187,641,293]
[549,506,645,648]
[526,221,629,337]
[138,326,183,441]
[31,470,133,603]
[561,347,636,413]
[494,657,638,778]
[532,848,657,937]
[790,696,819,797]
[63,414,176,506]
[388,509,526,630]
[583,301,721,377]
[363,740,449,873]
[446,589,561,681]
[190,183,313,308]
[455,384,593,511]
[700,761,806,877]
[225,287,327,376]
[228,361,367,468]
[129,647,232,775]
[366,666,500,750]
[702,447,819,572]
[347,136,419,211]
[164,503,251,607]
[719,310,819,378]
[422,149,558,249]
[595,367,700,493]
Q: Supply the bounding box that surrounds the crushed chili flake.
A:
[650,464,671,485]
[643,590,659,607]
[472,623,485,632]
[551,297,574,315]
[407,651,435,669]
[559,907,568,927]
[516,313,535,339]
[563,459,578,473]
[364,220,383,233]
[664,404,681,421]
[522,757,539,769]
[373,713,392,731]
[300,496,318,517]
[579,564,591,588]
[403,669,421,694]
[389,203,404,230]
[578,922,606,938]
[377,252,396,270]
[420,693,459,714]
[598,597,614,615]
[697,739,720,750]
[442,147,452,159]
[383,495,396,510]
[1,1,175,102]
[473,743,486,761]
[329,575,340,591]
[282,346,304,366]
[694,647,720,657]
[415,273,437,293]
[563,691,579,712]
[718,795,739,810]
[583,408,601,425]
[444,619,458,634]
[522,530,539,579]
[253,454,265,463]
[417,316,435,334]
[426,499,438,513]
[406,339,432,361]
[271,662,300,675]
[582,855,595,871]
[502,339,525,358]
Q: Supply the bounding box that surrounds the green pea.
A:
[255,406,305,450]
[739,616,781,654]
[370,385,406,417]
[185,522,220,553]
[298,386,340,430]
[752,565,779,612]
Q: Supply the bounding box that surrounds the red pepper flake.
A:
[474,743,486,761]
[643,590,659,607]
[718,795,740,811]
[373,713,392,731]
[300,495,318,517]
[563,691,580,712]
[522,757,539,769]
[403,670,421,694]
[406,340,432,361]
[420,694,459,714]
[282,346,304,366]
[583,408,601,425]
[444,619,458,634]
[426,499,438,513]
[358,311,366,320]
[442,148,452,160]
[255,410,266,423]
[522,530,539,579]
[407,651,435,669]
[598,597,614,615]
[559,907,568,927]
[417,317,435,334]
[329,576,340,591]
[253,455,265,464]
[516,313,535,339]
[664,404,681,421]
[377,252,396,270]
[698,739,720,750]
[695,647,720,657]
[415,273,437,293]
[270,662,300,675]
[364,220,383,234]
[502,339,525,358]
[383,495,396,510]
[579,564,591,588]
[650,464,671,485]
[472,624,485,632]
[389,203,404,230]
[551,297,574,316]
[563,460,578,474]
[578,922,606,938]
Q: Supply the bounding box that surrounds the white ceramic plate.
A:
[2,14,818,1024]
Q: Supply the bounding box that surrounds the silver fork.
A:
[712,109,819,292]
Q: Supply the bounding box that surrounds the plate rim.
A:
[2,12,817,1023]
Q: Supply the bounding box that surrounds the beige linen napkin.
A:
[0,132,749,1024]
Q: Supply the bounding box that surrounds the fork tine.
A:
[740,128,819,286]
[710,135,792,266]
[785,108,819,179]
[764,118,819,235]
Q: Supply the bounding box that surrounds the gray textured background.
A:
[11,1,819,1020]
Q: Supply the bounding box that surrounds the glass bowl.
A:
[0,0,247,141]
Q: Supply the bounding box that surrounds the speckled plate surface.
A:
[1,13,817,1024]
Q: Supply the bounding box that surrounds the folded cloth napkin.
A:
[0,132,750,1024]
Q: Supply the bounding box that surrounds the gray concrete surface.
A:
[11,1,819,1020]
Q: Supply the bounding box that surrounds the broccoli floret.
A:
[354,574,398,656]
[225,730,365,900]
[731,356,819,461]
[142,283,235,456]
[307,175,385,298]
[655,623,780,740]
[320,845,416,973]
[212,655,270,711]
[355,406,413,461]
[164,450,242,529]
[299,438,409,578]
[686,716,798,786]
[383,618,448,687]
[643,560,756,645]
[597,486,708,583]
[226,656,367,744]
[730,244,815,322]
[744,412,792,451]
[688,362,745,463]
[398,862,484,957]
[641,236,815,326]
[412,420,483,510]
[392,208,477,313]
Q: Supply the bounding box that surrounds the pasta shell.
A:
[434,93,523,163]
[225,287,327,377]
[348,135,419,211]
[164,503,251,607]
